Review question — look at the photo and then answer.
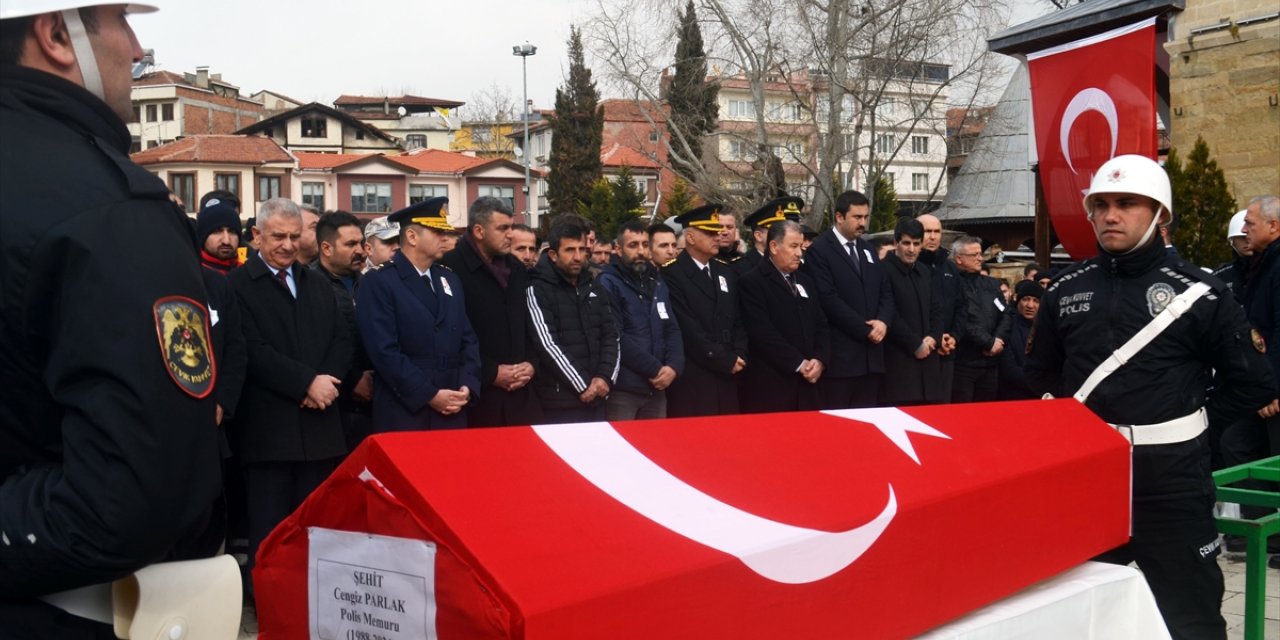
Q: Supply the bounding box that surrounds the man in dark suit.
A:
[802,190,894,408]
[227,198,353,602]
[663,204,749,417]
[880,218,944,406]
[440,196,540,427]
[357,197,481,432]
[738,220,830,413]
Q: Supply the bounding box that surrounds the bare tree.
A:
[585,0,1010,223]
[463,83,518,157]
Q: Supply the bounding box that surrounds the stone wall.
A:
[1164,0,1279,200]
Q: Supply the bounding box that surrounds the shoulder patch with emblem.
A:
[154,296,216,399]
[1145,282,1177,317]
[1251,329,1267,354]
[714,255,741,264]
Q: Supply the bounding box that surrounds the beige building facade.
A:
[1165,0,1279,199]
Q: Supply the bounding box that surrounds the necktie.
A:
[847,241,861,274]
[784,272,798,297]
[702,265,712,280]
[422,270,439,314]
[275,267,293,297]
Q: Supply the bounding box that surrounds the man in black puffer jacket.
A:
[951,235,1012,402]
[526,218,620,423]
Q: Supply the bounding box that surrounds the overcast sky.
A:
[130,0,1053,113]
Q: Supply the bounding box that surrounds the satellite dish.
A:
[513,147,524,158]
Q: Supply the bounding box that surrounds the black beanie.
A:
[1015,280,1045,302]
[196,202,241,244]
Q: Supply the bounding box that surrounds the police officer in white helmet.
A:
[1,3,239,638]
[1025,155,1276,640]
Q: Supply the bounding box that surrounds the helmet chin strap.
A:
[1121,206,1166,255]
[62,10,104,102]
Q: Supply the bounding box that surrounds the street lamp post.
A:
[512,42,537,229]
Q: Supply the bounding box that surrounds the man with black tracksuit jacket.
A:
[0,4,223,634]
[1026,155,1275,640]
[597,220,685,420]
[526,218,621,424]
[951,235,1012,402]
[916,214,961,400]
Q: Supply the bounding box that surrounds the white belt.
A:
[38,582,113,624]
[1109,408,1207,446]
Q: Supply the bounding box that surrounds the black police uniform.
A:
[1025,239,1275,640]
[0,66,222,632]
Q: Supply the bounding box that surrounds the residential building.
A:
[452,120,518,159]
[292,149,537,226]
[129,67,265,153]
[250,89,305,115]
[130,135,294,215]
[236,103,402,155]
[945,106,995,184]
[334,95,464,152]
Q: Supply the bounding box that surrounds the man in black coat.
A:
[735,196,803,276]
[312,211,373,449]
[228,198,352,601]
[997,281,1043,400]
[950,235,1012,402]
[802,190,894,409]
[1,6,223,631]
[916,213,961,398]
[441,196,541,427]
[880,219,944,406]
[663,205,749,417]
[526,218,620,423]
[738,220,830,413]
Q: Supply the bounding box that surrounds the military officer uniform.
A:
[663,205,749,417]
[733,196,803,276]
[357,198,481,432]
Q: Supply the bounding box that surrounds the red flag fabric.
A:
[1028,18,1159,260]
[255,400,1129,639]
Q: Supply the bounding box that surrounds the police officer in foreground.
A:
[1025,155,1275,640]
[0,1,225,635]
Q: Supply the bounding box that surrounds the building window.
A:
[648,130,660,143]
[145,104,157,122]
[727,100,755,119]
[770,142,805,160]
[258,176,281,201]
[875,100,895,122]
[729,140,753,160]
[875,133,895,155]
[911,135,929,155]
[477,185,515,210]
[355,129,366,141]
[301,182,325,210]
[409,184,447,204]
[170,173,195,213]
[132,105,141,122]
[472,126,492,143]
[406,134,427,149]
[301,116,327,138]
[912,173,929,191]
[351,182,392,213]
[633,178,651,202]
[161,103,174,121]
[214,173,240,198]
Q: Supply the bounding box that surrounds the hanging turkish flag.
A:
[1028,18,1158,260]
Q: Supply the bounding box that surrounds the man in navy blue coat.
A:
[801,190,894,408]
[357,197,481,432]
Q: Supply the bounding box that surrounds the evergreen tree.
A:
[607,166,646,238]
[578,178,615,237]
[1167,136,1237,267]
[666,0,719,181]
[663,176,695,219]
[870,172,900,233]
[547,26,604,216]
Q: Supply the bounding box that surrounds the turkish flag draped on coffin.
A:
[1028,18,1159,260]
[254,400,1130,640]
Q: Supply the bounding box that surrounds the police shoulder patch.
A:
[1251,328,1267,354]
[154,296,216,399]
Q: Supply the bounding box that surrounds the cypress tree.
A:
[1167,136,1237,268]
[666,0,719,181]
[547,26,604,216]
[870,173,900,233]
[663,176,695,219]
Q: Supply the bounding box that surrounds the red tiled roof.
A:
[600,143,660,169]
[601,99,668,123]
[130,135,292,165]
[133,70,189,87]
[294,152,382,170]
[387,149,497,173]
[334,94,465,108]
[946,106,995,136]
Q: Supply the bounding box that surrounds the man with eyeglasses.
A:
[950,235,1010,403]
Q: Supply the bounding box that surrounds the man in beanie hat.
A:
[198,199,243,274]
[997,280,1042,400]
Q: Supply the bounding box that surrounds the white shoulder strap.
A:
[1073,281,1212,403]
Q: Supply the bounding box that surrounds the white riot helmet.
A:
[0,2,158,105]
[1082,154,1173,254]
[1227,210,1248,239]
